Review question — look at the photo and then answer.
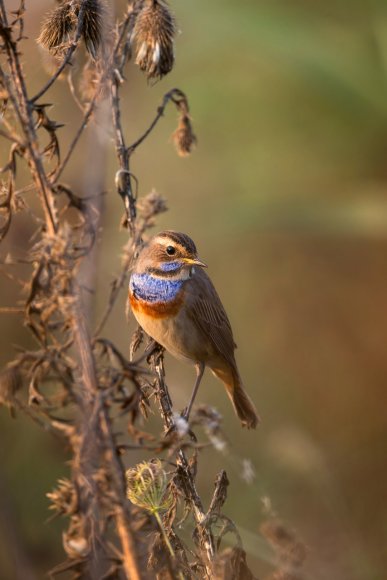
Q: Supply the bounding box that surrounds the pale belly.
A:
[130,292,211,364]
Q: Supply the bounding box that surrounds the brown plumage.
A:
[129,231,259,428]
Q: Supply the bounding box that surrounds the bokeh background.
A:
[1,0,387,578]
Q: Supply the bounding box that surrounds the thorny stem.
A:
[0,5,57,234]
[0,3,144,577]
[151,354,216,576]
[64,283,144,579]
[0,1,236,577]
[111,74,136,231]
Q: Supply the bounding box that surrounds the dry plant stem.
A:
[153,510,186,580]
[0,5,57,234]
[111,77,136,231]
[71,287,143,580]
[152,354,215,576]
[128,89,182,153]
[153,510,175,560]
[54,93,98,181]
[0,4,144,576]
[0,1,250,577]
[99,403,143,580]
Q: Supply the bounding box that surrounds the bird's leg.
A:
[183,362,205,421]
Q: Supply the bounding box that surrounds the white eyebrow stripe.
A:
[155,237,173,246]
[155,236,185,252]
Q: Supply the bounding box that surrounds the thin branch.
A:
[151,353,215,576]
[0,11,58,233]
[127,88,181,154]
[54,91,99,181]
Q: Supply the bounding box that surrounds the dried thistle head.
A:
[80,0,106,59]
[172,114,197,157]
[126,459,173,514]
[37,2,75,57]
[37,0,107,58]
[131,0,176,79]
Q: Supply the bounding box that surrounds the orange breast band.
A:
[129,290,184,319]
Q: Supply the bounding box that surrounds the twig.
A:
[128,88,182,153]
[54,90,99,181]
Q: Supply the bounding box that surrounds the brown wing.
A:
[185,268,237,366]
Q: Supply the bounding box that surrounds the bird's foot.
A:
[147,342,164,365]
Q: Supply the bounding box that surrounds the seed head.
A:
[131,0,176,80]
[37,2,75,57]
[37,0,106,58]
[172,114,197,157]
[126,459,173,514]
[81,0,106,59]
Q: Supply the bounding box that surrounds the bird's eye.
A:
[166,245,176,256]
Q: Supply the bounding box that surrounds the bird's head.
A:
[134,231,207,277]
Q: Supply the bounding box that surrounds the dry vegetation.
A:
[0,1,304,578]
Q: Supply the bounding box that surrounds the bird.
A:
[128,230,259,429]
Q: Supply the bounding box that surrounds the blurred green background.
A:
[1,0,387,578]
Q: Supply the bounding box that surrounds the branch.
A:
[151,353,216,576]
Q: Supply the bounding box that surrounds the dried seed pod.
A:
[37,0,106,58]
[126,459,173,514]
[132,0,176,79]
[80,0,106,58]
[172,114,197,157]
[37,2,75,57]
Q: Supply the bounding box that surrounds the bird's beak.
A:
[182,257,207,268]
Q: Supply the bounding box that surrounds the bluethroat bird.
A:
[129,231,259,429]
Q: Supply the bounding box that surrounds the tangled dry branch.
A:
[0,1,306,579]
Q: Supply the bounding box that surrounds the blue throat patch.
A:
[159,261,181,272]
[130,272,184,303]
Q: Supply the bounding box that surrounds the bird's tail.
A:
[212,367,260,429]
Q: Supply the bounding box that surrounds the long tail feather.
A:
[212,367,260,429]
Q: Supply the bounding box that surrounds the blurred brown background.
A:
[1,0,387,578]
